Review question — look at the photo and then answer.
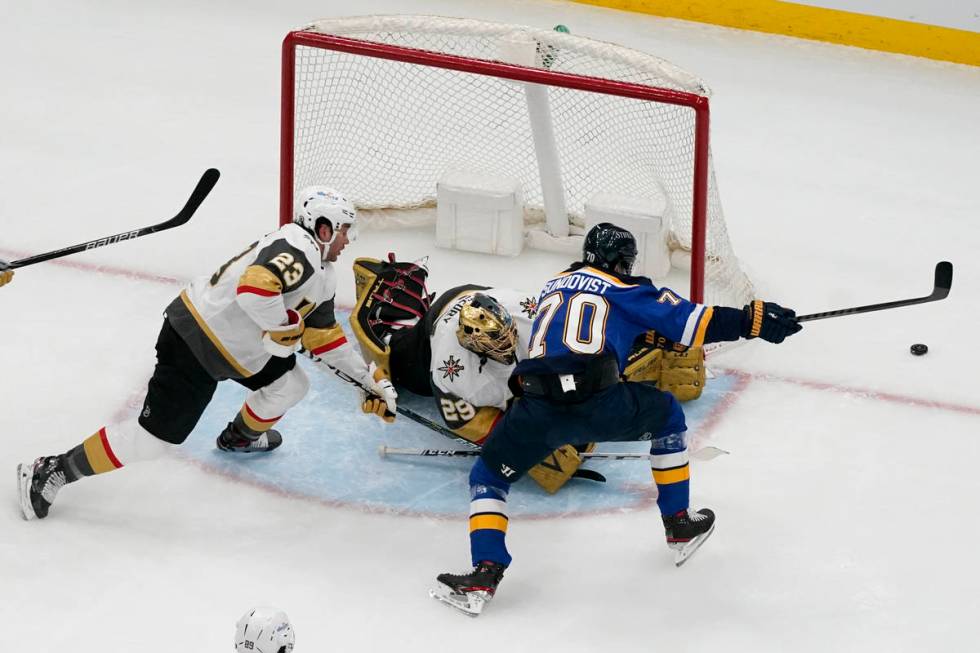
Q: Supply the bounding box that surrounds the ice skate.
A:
[663,508,715,566]
[430,561,506,617]
[216,422,282,453]
[17,456,69,521]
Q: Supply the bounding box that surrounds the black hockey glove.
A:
[742,300,802,344]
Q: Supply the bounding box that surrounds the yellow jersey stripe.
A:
[553,266,637,288]
[692,306,714,348]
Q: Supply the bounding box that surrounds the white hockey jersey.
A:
[167,223,345,379]
[428,287,537,411]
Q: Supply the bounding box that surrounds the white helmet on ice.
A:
[234,606,295,653]
[293,185,357,246]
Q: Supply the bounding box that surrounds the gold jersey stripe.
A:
[652,464,690,485]
[554,266,636,288]
[302,323,346,352]
[179,291,252,378]
[469,514,509,533]
[238,265,283,295]
[452,406,503,445]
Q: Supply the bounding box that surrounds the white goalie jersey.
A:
[430,288,537,412]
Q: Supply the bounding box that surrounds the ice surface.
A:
[2,1,979,651]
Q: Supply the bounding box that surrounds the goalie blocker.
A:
[349,254,706,494]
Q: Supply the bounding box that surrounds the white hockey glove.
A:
[360,362,397,423]
[262,309,305,357]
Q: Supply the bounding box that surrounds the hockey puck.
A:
[910,343,928,356]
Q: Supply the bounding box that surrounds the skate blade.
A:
[672,523,715,567]
[429,585,489,617]
[16,463,37,521]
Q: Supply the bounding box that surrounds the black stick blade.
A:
[156,168,221,231]
[797,260,953,323]
[933,261,953,298]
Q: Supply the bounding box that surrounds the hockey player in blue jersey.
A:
[431,222,803,616]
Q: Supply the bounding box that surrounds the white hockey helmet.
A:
[235,606,295,653]
[293,185,357,245]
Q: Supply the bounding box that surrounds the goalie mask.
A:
[294,185,358,247]
[457,293,519,365]
[235,606,295,653]
[583,222,638,275]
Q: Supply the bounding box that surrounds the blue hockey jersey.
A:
[517,263,740,377]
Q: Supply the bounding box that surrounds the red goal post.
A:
[280,16,754,306]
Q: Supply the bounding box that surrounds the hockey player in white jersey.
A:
[16,186,397,521]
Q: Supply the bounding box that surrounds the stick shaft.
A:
[8,168,220,269]
[797,261,952,322]
[379,446,650,460]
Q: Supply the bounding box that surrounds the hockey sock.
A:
[234,403,281,436]
[235,365,308,435]
[62,420,174,482]
[468,458,512,567]
[63,427,124,482]
[650,432,690,515]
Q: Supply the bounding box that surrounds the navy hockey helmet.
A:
[583,222,638,275]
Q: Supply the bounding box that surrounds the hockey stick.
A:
[797,261,952,323]
[323,362,477,446]
[379,445,730,461]
[2,168,220,270]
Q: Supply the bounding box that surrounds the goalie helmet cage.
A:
[280,15,755,306]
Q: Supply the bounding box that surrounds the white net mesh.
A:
[289,15,754,306]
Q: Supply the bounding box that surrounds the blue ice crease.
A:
[181,312,737,517]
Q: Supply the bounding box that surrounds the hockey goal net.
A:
[281,15,754,306]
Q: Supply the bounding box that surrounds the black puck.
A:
[910,343,928,356]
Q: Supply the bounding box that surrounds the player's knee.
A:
[659,393,687,437]
[255,366,310,410]
[282,365,310,405]
[470,457,512,492]
[105,418,176,465]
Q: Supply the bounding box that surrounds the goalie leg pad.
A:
[527,443,601,494]
[658,348,705,402]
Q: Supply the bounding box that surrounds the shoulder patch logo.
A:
[519,295,538,319]
[438,354,465,382]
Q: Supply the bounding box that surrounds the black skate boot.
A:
[430,561,506,617]
[663,508,716,566]
[17,456,70,520]
[216,422,282,453]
